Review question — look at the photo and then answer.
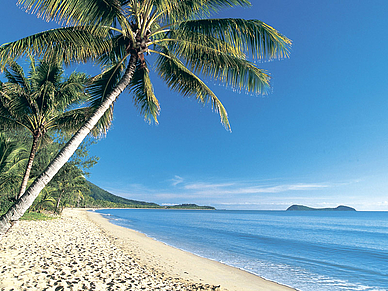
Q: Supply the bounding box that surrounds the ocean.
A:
[95,209,388,291]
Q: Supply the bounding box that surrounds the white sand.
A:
[0,209,296,291]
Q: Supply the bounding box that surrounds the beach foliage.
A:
[28,137,99,213]
[0,132,29,212]
[0,58,92,200]
[85,180,160,208]
[0,130,99,214]
[20,211,57,220]
[0,0,291,235]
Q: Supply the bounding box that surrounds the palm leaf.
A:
[176,18,291,60]
[0,26,111,70]
[155,49,229,129]
[0,84,36,131]
[157,33,270,94]
[94,34,129,71]
[19,0,135,42]
[3,62,30,91]
[55,72,90,111]
[48,107,93,133]
[18,0,123,27]
[152,0,251,23]
[0,134,27,173]
[86,61,127,135]
[152,31,244,58]
[0,134,28,195]
[181,49,270,94]
[129,62,160,123]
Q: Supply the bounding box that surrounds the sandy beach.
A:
[0,208,295,290]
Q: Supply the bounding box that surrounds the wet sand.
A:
[0,208,295,290]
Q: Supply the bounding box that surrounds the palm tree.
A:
[0,58,90,200]
[0,0,291,236]
[53,172,90,214]
[29,187,56,212]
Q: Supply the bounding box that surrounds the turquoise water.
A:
[96,209,388,291]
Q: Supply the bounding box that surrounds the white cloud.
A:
[171,175,184,186]
[181,181,330,196]
[245,183,329,193]
[101,175,351,209]
[92,176,388,210]
[184,182,236,190]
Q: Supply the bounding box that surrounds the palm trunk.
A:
[17,134,39,200]
[54,190,64,214]
[0,55,138,237]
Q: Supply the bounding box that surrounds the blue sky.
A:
[2,1,388,210]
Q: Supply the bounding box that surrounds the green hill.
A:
[85,181,159,208]
[286,205,356,211]
[84,181,216,210]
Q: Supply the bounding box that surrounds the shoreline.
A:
[0,208,295,290]
[87,208,295,291]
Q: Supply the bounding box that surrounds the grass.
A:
[0,210,58,221]
[20,212,57,221]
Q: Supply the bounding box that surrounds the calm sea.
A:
[95,209,388,291]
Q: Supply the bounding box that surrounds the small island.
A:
[164,204,216,210]
[286,205,356,211]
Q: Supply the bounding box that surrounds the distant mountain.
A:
[86,181,159,208]
[286,205,356,211]
[86,181,216,210]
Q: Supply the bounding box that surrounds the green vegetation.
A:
[0,133,28,202]
[286,205,356,211]
[0,128,99,214]
[85,181,159,208]
[0,56,217,219]
[165,204,215,210]
[0,0,290,234]
[20,212,57,221]
[0,58,101,217]
[0,59,91,200]
[0,125,212,213]
[0,209,56,220]
[84,183,216,209]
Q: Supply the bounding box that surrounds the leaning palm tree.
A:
[0,58,90,200]
[0,0,291,236]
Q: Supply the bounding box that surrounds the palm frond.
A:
[0,134,28,194]
[152,0,250,23]
[56,72,90,111]
[30,59,64,89]
[86,61,127,135]
[182,49,270,94]
[88,61,125,108]
[0,134,27,172]
[153,41,270,95]
[155,49,229,129]
[0,26,111,70]
[18,0,124,28]
[152,32,244,58]
[94,34,129,71]
[176,18,291,60]
[128,62,160,123]
[1,84,35,124]
[48,107,93,133]
[3,62,30,91]
[0,114,29,132]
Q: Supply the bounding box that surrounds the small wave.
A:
[99,209,388,291]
